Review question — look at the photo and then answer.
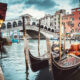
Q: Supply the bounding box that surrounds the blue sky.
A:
[0,0,79,20]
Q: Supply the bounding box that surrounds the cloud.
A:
[6,3,24,20]
[24,0,59,11]
[4,0,78,20]
[21,6,46,19]
[69,0,79,8]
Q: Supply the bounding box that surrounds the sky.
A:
[0,0,79,20]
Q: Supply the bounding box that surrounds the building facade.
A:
[62,8,80,33]
[40,9,66,33]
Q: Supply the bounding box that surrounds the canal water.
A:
[1,40,80,80]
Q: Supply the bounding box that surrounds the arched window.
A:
[1,23,6,29]
[18,21,22,26]
[13,21,17,27]
[7,22,12,28]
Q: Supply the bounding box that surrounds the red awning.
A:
[0,3,7,21]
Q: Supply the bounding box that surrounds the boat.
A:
[28,49,80,80]
[29,50,49,72]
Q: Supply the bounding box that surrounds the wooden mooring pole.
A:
[64,23,66,51]
[46,38,54,80]
[22,16,29,72]
[38,20,41,57]
[59,14,61,60]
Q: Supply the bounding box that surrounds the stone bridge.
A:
[1,25,58,39]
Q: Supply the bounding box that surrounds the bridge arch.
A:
[13,21,17,27]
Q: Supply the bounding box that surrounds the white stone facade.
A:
[40,9,66,32]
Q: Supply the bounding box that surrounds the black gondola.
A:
[52,53,80,80]
[29,50,80,80]
[29,51,48,72]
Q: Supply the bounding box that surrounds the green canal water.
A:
[1,40,80,80]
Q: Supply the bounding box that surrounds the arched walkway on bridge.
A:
[44,26,47,30]
[48,28,51,31]
[1,23,6,29]
[51,29,54,32]
[7,22,12,28]
[18,21,22,26]
[32,22,36,26]
[13,21,17,27]
[40,25,43,28]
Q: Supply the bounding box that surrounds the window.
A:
[78,29,80,32]
[72,10,75,12]
[77,9,80,11]
[72,17,74,21]
[79,17,80,20]
[75,29,77,32]
[71,24,74,27]
[78,23,80,27]
[71,29,74,33]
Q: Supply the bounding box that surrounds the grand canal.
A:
[1,40,80,80]
[0,40,52,80]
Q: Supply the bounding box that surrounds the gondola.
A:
[29,49,80,80]
[52,52,80,80]
[28,49,64,72]
[29,51,48,72]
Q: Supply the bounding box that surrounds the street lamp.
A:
[0,19,3,38]
[0,20,3,28]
